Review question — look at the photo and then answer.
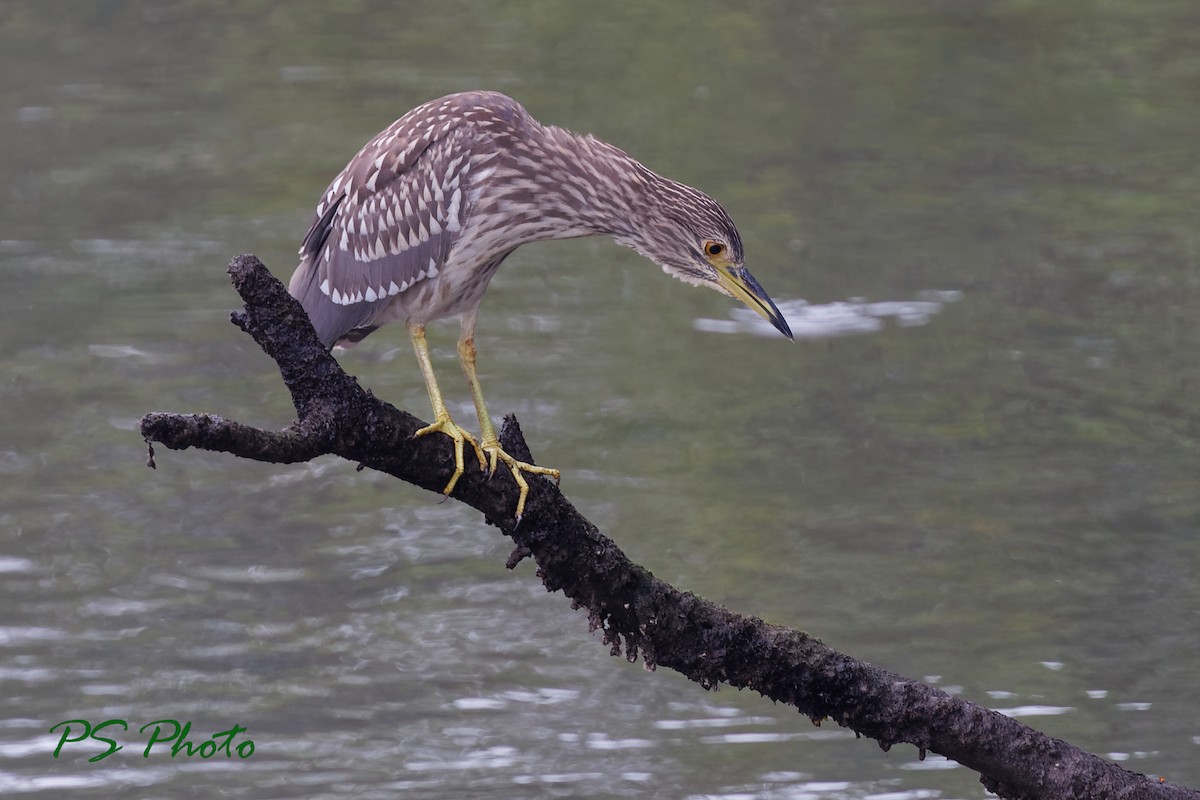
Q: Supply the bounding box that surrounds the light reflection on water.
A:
[695,292,963,339]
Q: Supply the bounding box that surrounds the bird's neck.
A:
[528,125,667,242]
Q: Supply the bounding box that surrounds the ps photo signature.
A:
[50,719,255,762]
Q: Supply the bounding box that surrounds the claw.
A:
[413,415,557,518]
[414,413,487,496]
[480,440,560,520]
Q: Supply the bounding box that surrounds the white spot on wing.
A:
[446,188,462,231]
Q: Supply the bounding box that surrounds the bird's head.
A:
[618,181,793,340]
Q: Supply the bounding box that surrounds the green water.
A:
[1,2,1198,797]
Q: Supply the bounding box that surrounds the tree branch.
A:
[140,254,1197,800]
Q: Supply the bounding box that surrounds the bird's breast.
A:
[365,239,511,328]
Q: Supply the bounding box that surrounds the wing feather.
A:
[289,117,476,347]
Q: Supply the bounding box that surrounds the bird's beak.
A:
[715,266,794,340]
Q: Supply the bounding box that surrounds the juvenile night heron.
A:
[289,91,792,518]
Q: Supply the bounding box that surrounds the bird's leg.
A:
[408,322,487,498]
[457,322,560,520]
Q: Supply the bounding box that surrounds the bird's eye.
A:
[704,241,726,258]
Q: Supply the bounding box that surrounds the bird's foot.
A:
[480,439,560,521]
[414,413,487,497]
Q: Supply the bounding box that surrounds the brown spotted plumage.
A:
[289,91,791,518]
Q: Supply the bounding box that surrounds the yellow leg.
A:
[457,327,560,520]
[409,322,486,498]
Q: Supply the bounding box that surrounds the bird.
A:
[289,90,792,519]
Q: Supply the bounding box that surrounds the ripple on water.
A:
[992,704,1075,717]
[694,291,962,339]
[0,626,67,646]
[0,555,36,571]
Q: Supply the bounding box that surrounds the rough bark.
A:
[140,254,1197,800]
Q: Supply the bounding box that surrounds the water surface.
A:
[1,3,1198,798]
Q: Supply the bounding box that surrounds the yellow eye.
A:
[704,241,726,258]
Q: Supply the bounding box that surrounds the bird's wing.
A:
[289,124,480,347]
